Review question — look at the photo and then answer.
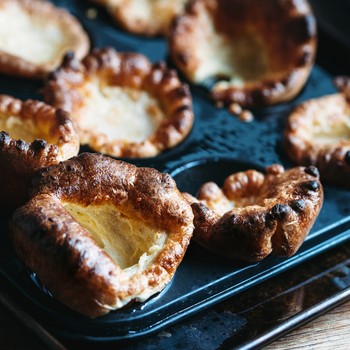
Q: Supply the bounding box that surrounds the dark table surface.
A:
[2,1,350,349]
[2,237,350,350]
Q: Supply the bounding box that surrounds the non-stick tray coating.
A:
[0,0,350,344]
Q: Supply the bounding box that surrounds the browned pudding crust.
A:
[0,0,89,79]
[0,95,79,213]
[187,164,323,262]
[284,89,350,188]
[10,153,194,318]
[45,48,194,158]
[90,0,188,36]
[169,0,317,107]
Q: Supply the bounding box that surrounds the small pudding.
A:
[284,88,350,187]
[90,0,188,36]
[45,48,194,158]
[169,0,317,107]
[0,0,89,78]
[10,153,194,318]
[186,164,323,262]
[0,95,79,213]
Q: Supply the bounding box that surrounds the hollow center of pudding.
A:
[64,203,167,270]
[311,112,350,145]
[186,0,306,87]
[0,115,42,142]
[203,191,264,217]
[198,172,266,216]
[79,82,165,143]
[190,7,269,84]
[193,22,268,83]
[0,3,69,65]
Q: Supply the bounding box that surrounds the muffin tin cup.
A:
[168,156,265,195]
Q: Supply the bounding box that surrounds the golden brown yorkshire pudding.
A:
[284,93,350,188]
[169,0,317,108]
[188,164,323,262]
[90,0,188,36]
[10,153,194,318]
[45,48,194,158]
[0,95,79,213]
[0,0,89,78]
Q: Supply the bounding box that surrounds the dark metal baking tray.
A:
[1,0,350,347]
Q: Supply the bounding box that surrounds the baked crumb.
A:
[215,101,224,109]
[86,7,98,19]
[229,103,242,115]
[239,110,254,123]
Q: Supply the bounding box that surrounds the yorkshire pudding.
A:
[90,0,188,36]
[10,153,194,318]
[0,95,79,213]
[188,164,323,262]
[0,0,89,78]
[284,88,350,188]
[45,48,194,158]
[169,0,317,107]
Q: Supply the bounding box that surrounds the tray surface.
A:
[0,0,350,345]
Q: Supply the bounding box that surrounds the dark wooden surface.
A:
[0,304,48,350]
[1,298,350,349]
[266,301,350,349]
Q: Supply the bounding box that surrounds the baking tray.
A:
[1,0,350,347]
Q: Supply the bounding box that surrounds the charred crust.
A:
[32,139,48,151]
[304,165,319,178]
[301,180,320,192]
[47,69,59,81]
[15,139,26,151]
[286,15,317,44]
[62,51,76,67]
[290,199,306,213]
[264,211,274,223]
[271,204,290,220]
[59,54,83,74]
[250,89,267,106]
[171,85,191,99]
[0,131,9,143]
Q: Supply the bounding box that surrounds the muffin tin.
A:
[1,0,350,346]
